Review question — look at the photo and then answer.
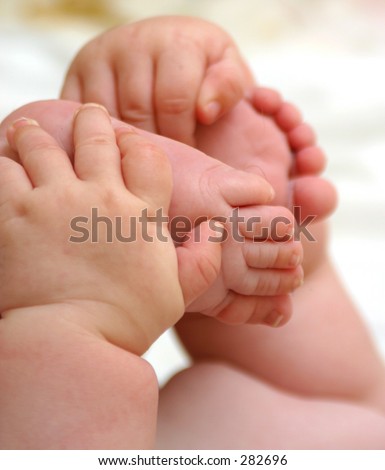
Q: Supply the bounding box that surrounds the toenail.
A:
[264,310,284,328]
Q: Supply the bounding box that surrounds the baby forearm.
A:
[0,305,158,449]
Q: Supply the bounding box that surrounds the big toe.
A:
[290,176,338,222]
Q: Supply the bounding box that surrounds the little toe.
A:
[210,292,292,327]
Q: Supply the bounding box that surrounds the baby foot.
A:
[190,89,337,323]
[195,89,338,221]
[0,100,301,327]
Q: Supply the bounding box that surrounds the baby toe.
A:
[294,146,327,175]
[288,123,316,150]
[274,102,303,132]
[243,239,303,269]
[213,292,293,327]
[251,86,283,115]
[232,265,304,297]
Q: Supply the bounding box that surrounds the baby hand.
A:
[61,16,255,145]
[0,104,222,355]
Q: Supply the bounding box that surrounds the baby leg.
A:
[176,240,385,412]
[158,362,385,449]
[0,311,158,449]
[176,94,385,412]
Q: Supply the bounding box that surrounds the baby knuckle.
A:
[196,254,221,291]
[244,243,264,268]
[11,197,31,219]
[76,133,114,149]
[121,136,170,173]
[199,163,227,199]
[135,140,166,160]
[98,187,123,209]
[254,245,273,268]
[1,195,38,232]
[232,274,252,295]
[256,274,278,296]
[274,275,287,294]
[29,138,56,152]
[159,96,191,115]
[120,106,153,126]
[269,247,281,268]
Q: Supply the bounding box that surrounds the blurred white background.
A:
[0,0,384,382]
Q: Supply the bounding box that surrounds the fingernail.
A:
[264,310,284,328]
[204,101,221,123]
[293,276,304,289]
[10,117,39,129]
[115,125,137,137]
[82,102,109,112]
[7,117,40,146]
[73,102,109,120]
